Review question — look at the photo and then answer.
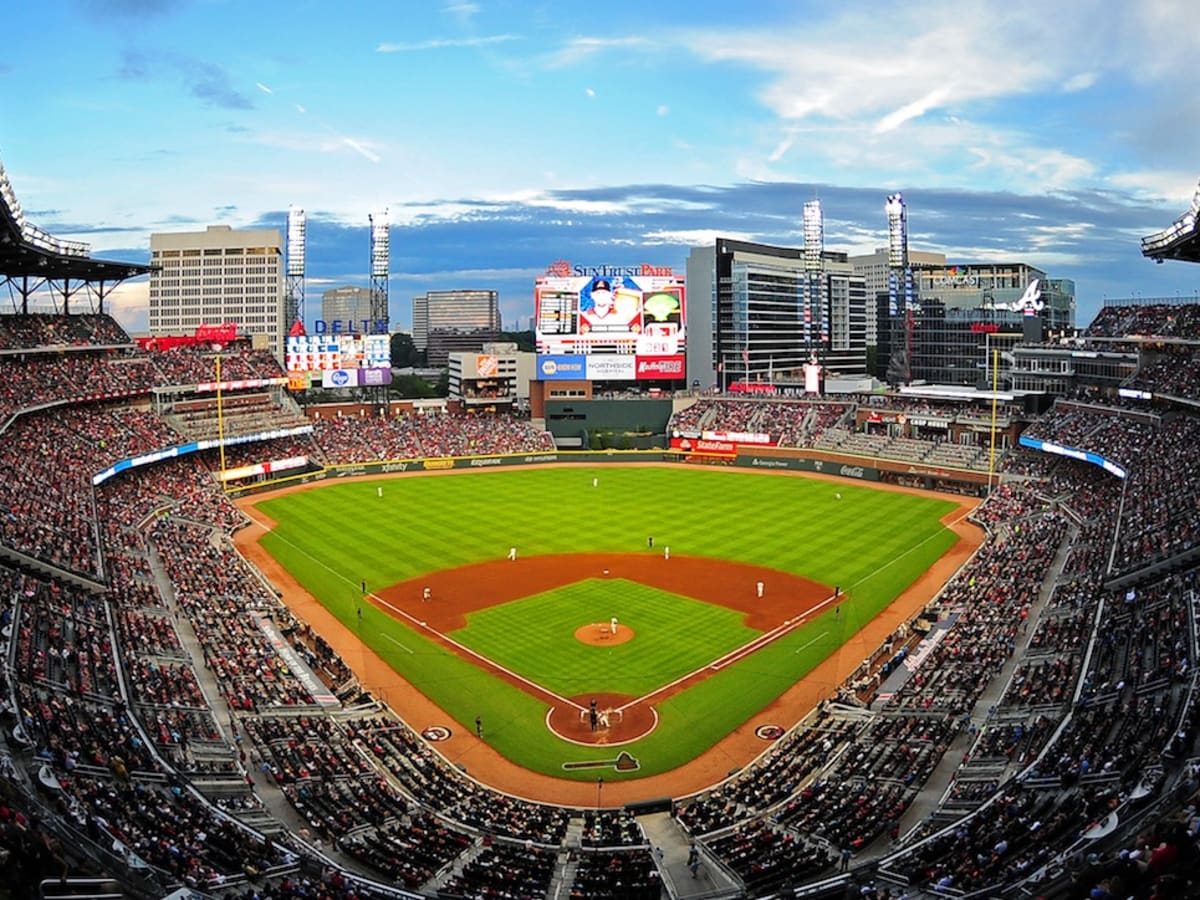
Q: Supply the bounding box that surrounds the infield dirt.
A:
[235,465,981,807]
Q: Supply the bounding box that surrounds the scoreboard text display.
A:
[535,272,686,358]
[286,333,390,373]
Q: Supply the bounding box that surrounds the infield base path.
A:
[235,469,982,807]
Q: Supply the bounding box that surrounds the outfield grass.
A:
[254,465,961,781]
[451,578,761,698]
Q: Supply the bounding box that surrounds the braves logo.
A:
[546,259,572,277]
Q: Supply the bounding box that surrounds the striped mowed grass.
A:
[254,465,961,780]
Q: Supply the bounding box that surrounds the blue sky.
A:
[2,0,1199,334]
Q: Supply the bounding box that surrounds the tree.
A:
[389,374,437,399]
[390,332,421,368]
[498,329,535,353]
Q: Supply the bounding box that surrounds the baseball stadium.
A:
[1,150,1200,900]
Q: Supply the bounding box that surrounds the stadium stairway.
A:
[639,810,743,898]
[884,521,1077,846]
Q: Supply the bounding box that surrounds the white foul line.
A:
[382,633,414,654]
[795,631,830,654]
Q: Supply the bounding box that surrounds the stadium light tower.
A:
[802,200,825,359]
[285,206,306,329]
[885,192,916,385]
[369,210,390,333]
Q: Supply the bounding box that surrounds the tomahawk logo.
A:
[1019,279,1044,317]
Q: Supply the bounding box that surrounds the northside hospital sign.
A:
[535,259,687,380]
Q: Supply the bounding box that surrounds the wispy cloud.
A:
[544,36,650,68]
[874,88,950,134]
[255,82,273,94]
[117,50,252,110]
[443,1,479,20]
[342,137,381,164]
[377,34,519,52]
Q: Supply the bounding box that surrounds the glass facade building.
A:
[687,239,868,389]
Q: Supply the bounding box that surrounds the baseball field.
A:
[241,464,971,792]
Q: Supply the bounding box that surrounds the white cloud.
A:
[966,144,1097,192]
[377,34,519,52]
[1062,72,1097,92]
[656,104,669,117]
[673,1,1184,190]
[1108,170,1200,205]
[341,137,381,164]
[1023,221,1095,250]
[641,228,752,246]
[255,82,273,94]
[585,87,595,98]
[874,88,950,134]
[544,36,650,68]
[104,279,150,336]
[443,1,479,20]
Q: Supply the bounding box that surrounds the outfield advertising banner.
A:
[670,436,778,458]
[736,455,880,480]
[320,368,392,388]
[535,262,686,358]
[538,355,587,380]
[585,355,637,381]
[635,354,685,380]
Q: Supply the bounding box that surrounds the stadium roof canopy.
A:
[1141,177,1200,264]
[1,157,150,284]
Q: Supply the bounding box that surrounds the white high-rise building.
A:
[149,224,284,357]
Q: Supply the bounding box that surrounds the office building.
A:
[149,224,284,356]
[686,239,868,390]
[321,286,374,330]
[412,289,503,367]
[848,247,947,346]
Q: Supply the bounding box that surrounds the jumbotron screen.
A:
[535,271,686,358]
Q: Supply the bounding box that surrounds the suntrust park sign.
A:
[545,259,678,278]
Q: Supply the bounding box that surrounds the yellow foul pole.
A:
[216,354,227,488]
[988,348,998,494]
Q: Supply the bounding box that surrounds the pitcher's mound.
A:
[575,623,634,646]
